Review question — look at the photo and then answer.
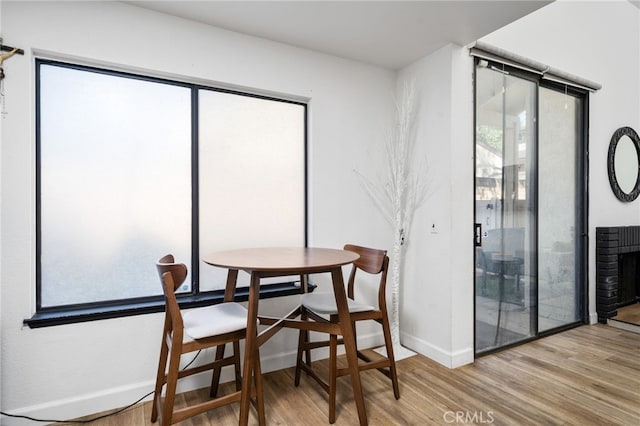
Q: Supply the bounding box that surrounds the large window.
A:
[35,60,306,317]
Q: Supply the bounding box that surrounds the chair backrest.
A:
[156,254,188,333]
[157,254,188,293]
[343,244,389,307]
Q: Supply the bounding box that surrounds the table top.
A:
[202,247,359,273]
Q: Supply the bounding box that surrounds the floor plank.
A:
[57,324,640,425]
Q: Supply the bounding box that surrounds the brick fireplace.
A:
[596,226,640,323]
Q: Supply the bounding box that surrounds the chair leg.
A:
[151,335,169,423]
[161,345,182,426]
[351,320,359,352]
[294,329,305,386]
[381,317,400,399]
[253,349,266,426]
[294,310,309,387]
[209,343,227,397]
[328,333,338,424]
[233,340,242,391]
[304,332,312,367]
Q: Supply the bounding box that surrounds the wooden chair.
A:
[294,244,400,423]
[151,254,265,426]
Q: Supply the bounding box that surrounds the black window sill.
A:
[24,282,315,329]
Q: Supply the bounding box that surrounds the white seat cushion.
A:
[301,292,374,315]
[182,302,248,340]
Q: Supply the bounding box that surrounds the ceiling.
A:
[126,1,552,70]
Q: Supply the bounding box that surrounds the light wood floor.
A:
[62,324,639,426]
[613,303,640,325]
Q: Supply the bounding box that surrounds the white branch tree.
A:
[354,80,427,355]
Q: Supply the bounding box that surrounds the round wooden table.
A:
[203,247,368,425]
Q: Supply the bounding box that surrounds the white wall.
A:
[0,1,395,422]
[395,45,474,367]
[481,0,640,323]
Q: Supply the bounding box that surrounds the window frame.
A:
[26,59,309,328]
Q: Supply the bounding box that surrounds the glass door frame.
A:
[473,58,589,356]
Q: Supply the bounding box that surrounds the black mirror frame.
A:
[607,126,640,202]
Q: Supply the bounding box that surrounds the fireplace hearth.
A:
[596,226,640,323]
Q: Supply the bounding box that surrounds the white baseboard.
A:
[1,380,157,426]
[1,331,385,425]
[400,331,473,369]
[450,346,475,368]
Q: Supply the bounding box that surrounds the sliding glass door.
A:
[474,63,586,354]
[475,66,537,351]
[538,87,583,332]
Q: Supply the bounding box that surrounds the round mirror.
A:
[608,127,640,202]
[614,136,638,193]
